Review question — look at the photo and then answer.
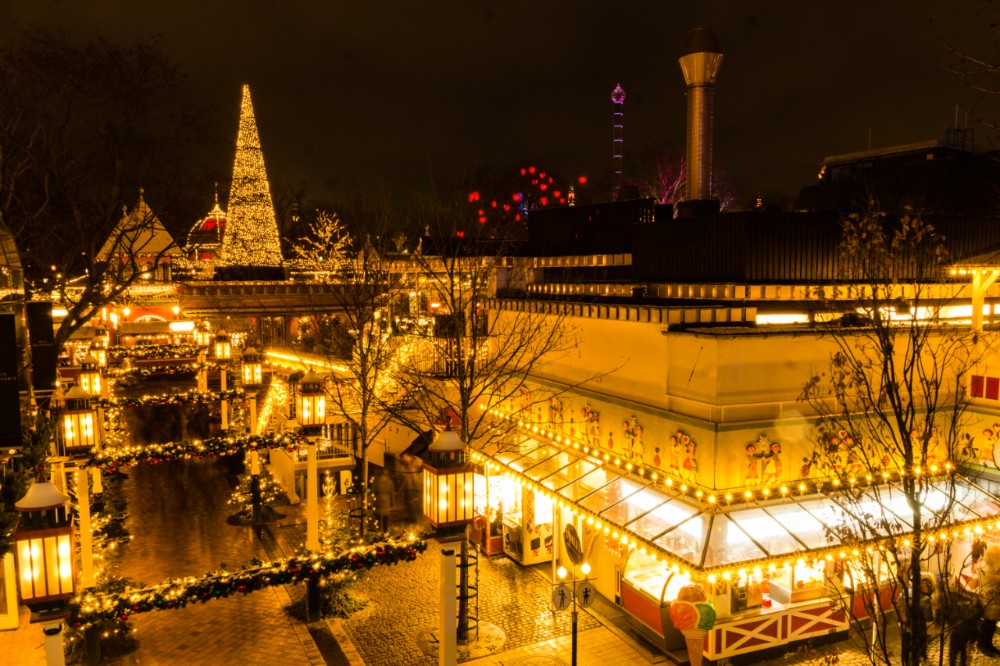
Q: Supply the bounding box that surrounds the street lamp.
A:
[78,354,101,398]
[213,329,232,361]
[296,371,326,433]
[88,338,107,369]
[422,428,475,539]
[14,468,76,666]
[62,385,99,455]
[555,561,594,666]
[242,349,263,387]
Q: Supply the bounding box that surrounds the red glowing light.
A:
[477,209,484,215]
[578,176,587,184]
[528,166,536,174]
[540,197,548,206]
[513,193,522,202]
[539,183,548,191]
[468,191,480,202]
[455,231,465,238]
[520,168,526,175]
[503,204,510,211]
[540,172,546,179]
[491,200,497,208]
[515,214,521,221]
[553,191,561,198]
[548,177,553,184]
[531,179,538,185]
[559,198,566,204]
[478,216,487,224]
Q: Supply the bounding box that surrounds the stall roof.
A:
[472,435,1000,576]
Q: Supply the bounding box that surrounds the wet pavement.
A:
[104,458,322,665]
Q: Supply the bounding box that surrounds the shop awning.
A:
[471,434,1000,577]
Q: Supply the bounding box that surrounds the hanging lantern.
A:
[79,354,101,398]
[422,427,475,538]
[14,469,76,615]
[296,371,326,430]
[63,385,98,454]
[242,350,263,387]
[214,330,231,360]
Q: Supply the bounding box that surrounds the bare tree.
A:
[289,211,405,539]
[389,211,580,642]
[800,211,989,665]
[0,34,203,348]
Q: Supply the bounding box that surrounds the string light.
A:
[218,85,283,269]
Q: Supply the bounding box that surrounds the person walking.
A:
[374,469,395,533]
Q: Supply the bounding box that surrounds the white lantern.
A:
[296,371,326,429]
[214,330,231,361]
[422,428,475,536]
[242,350,263,386]
[14,471,76,610]
[79,354,101,398]
[62,385,98,453]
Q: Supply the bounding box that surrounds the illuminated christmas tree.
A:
[217,84,284,278]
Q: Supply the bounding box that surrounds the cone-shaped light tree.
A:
[217,84,284,278]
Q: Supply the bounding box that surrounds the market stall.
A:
[469,432,1000,661]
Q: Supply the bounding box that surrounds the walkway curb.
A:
[327,618,367,665]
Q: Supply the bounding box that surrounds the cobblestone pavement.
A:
[103,458,322,665]
[336,531,600,666]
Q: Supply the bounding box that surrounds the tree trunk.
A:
[359,448,369,538]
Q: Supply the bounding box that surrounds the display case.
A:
[470,469,505,555]
[770,561,827,604]
[620,549,692,653]
[501,483,553,565]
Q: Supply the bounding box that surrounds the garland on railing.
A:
[68,538,428,626]
[108,344,201,362]
[90,432,303,471]
[98,388,244,409]
[106,363,202,381]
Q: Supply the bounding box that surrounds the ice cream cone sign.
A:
[669,584,717,666]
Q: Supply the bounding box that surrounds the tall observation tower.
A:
[611,84,626,201]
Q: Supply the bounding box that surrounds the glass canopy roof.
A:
[476,435,1000,571]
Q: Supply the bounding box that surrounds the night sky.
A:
[2,1,991,207]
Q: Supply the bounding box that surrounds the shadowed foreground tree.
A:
[0,34,203,348]
[800,212,991,666]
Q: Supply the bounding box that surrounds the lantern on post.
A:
[214,329,232,361]
[88,338,107,369]
[194,326,212,349]
[296,371,326,434]
[422,427,476,540]
[15,468,76,666]
[242,349,263,387]
[78,354,101,398]
[62,385,98,455]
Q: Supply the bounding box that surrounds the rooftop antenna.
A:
[611,84,626,201]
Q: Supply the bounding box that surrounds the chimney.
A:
[677,28,723,218]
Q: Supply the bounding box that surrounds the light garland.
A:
[106,362,203,381]
[90,432,303,471]
[98,388,244,409]
[218,84,283,268]
[471,449,1000,583]
[69,537,427,627]
[107,344,200,362]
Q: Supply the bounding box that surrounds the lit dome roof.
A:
[187,201,227,249]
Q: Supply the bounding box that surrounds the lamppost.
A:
[554,561,594,666]
[78,354,101,399]
[422,426,476,661]
[241,349,264,523]
[14,468,77,666]
[61,386,99,457]
[296,370,326,621]
[214,330,231,430]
